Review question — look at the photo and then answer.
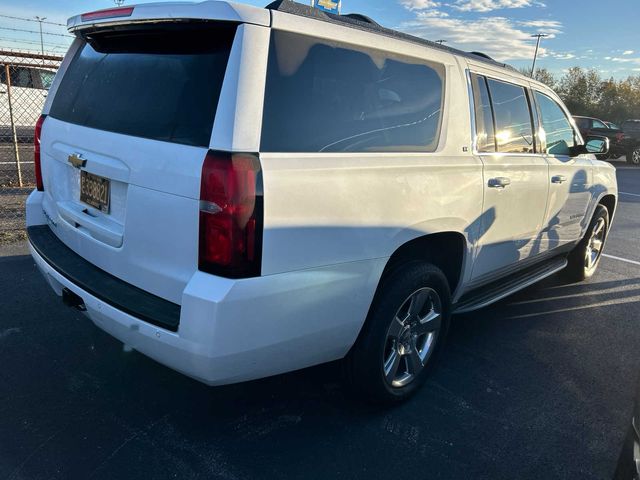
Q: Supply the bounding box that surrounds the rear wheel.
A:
[562,205,609,282]
[345,263,451,403]
[627,147,640,166]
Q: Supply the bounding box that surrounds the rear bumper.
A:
[28,225,180,331]
[27,208,384,385]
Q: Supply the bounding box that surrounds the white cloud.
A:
[418,9,450,17]
[452,0,543,12]
[402,14,552,60]
[553,53,575,60]
[399,0,441,10]
[517,19,562,33]
[623,50,635,55]
[608,57,640,65]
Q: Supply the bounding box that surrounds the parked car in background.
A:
[0,65,55,141]
[622,119,640,166]
[605,121,621,130]
[26,0,618,403]
[573,115,626,160]
[613,378,640,479]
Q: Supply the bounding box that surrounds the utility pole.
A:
[34,16,46,62]
[530,33,548,78]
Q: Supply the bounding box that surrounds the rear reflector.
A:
[34,115,45,192]
[81,7,134,22]
[199,151,262,278]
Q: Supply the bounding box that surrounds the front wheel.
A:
[562,205,609,282]
[627,147,640,166]
[345,263,451,403]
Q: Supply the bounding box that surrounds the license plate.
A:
[80,170,110,213]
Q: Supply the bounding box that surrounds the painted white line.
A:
[603,254,640,267]
[620,191,640,198]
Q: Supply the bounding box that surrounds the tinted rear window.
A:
[50,24,236,147]
[261,31,445,153]
[623,121,640,133]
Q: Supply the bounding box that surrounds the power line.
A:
[0,36,70,49]
[0,44,65,54]
[0,14,66,27]
[0,26,73,38]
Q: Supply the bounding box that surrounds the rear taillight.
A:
[616,133,625,142]
[34,115,45,192]
[81,7,134,22]
[199,151,262,278]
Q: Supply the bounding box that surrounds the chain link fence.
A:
[0,50,62,244]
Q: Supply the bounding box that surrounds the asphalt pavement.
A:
[1,166,640,479]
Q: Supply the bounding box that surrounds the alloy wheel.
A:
[383,287,442,388]
[585,217,606,271]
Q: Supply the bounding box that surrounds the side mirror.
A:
[570,135,610,157]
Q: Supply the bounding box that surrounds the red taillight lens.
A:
[34,115,45,191]
[81,7,134,22]
[199,151,262,278]
[616,133,625,142]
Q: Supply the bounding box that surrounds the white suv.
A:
[26,0,618,402]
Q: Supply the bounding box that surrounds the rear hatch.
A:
[39,21,237,304]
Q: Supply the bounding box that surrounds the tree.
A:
[532,68,556,89]
[556,67,602,118]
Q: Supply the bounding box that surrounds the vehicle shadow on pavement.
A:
[2,256,640,480]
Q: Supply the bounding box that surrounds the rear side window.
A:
[50,24,236,147]
[470,74,496,153]
[534,92,575,156]
[34,69,55,90]
[623,121,640,134]
[574,117,589,130]
[486,78,535,154]
[0,67,36,88]
[261,31,445,153]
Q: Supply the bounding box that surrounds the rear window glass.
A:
[470,73,496,153]
[261,31,445,153]
[50,24,236,147]
[486,78,534,154]
[623,121,640,133]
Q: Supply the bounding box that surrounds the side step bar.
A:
[453,256,568,314]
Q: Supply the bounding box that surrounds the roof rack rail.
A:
[265,0,518,73]
[469,51,494,61]
[341,13,380,27]
[265,0,380,29]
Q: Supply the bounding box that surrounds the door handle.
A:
[488,177,511,188]
[552,175,567,184]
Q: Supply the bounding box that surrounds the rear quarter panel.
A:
[257,15,484,285]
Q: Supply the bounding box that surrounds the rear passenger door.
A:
[533,90,592,247]
[469,73,549,281]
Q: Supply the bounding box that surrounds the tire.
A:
[345,263,451,403]
[562,205,609,283]
[627,147,640,166]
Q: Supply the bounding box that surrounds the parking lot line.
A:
[620,191,640,198]
[603,253,640,267]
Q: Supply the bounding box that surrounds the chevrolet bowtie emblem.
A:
[68,153,86,169]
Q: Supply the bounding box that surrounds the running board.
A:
[453,257,568,314]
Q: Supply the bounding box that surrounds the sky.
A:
[0,0,638,79]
